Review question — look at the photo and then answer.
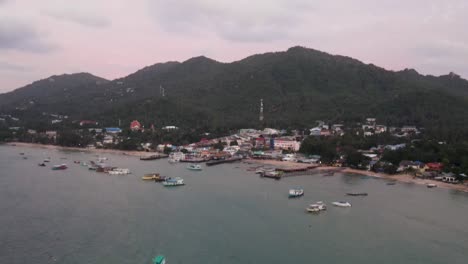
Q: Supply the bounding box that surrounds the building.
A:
[105,127,122,134]
[425,162,444,172]
[162,126,179,130]
[401,126,418,133]
[80,120,99,126]
[45,131,57,138]
[309,127,321,136]
[274,138,301,151]
[130,120,142,131]
[375,125,387,134]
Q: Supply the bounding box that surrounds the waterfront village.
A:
[2,113,468,188]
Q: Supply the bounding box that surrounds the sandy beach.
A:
[246,158,468,193]
[5,142,157,158]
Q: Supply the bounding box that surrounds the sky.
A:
[1,0,468,92]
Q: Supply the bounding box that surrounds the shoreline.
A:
[4,142,156,158]
[245,159,468,193]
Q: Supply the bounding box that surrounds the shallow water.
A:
[1,145,468,264]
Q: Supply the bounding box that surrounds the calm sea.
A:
[1,145,468,264]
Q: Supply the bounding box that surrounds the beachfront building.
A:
[274,138,301,151]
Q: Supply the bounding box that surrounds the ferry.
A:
[187,164,202,171]
[163,177,185,186]
[289,188,304,198]
[152,255,166,264]
[52,164,67,170]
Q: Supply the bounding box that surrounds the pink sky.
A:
[1,0,468,92]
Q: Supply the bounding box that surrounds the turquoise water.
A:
[1,145,468,264]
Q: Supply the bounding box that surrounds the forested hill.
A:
[1,46,467,139]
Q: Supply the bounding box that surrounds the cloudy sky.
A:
[1,0,467,92]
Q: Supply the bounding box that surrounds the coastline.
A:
[245,158,468,193]
[4,142,155,158]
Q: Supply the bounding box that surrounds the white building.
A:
[274,139,301,151]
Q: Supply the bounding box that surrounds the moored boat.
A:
[38,163,46,167]
[163,177,184,186]
[187,164,202,171]
[52,164,67,170]
[427,183,437,188]
[142,173,166,181]
[332,201,352,207]
[289,188,304,198]
[108,168,131,175]
[346,192,368,196]
[306,201,326,212]
[152,255,166,264]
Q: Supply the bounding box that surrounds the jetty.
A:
[140,154,168,161]
[206,157,243,166]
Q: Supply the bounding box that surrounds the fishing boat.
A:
[38,163,46,167]
[346,192,368,196]
[52,164,67,170]
[108,168,131,175]
[306,201,326,212]
[142,173,166,181]
[88,165,98,170]
[261,170,283,180]
[427,183,437,188]
[163,177,185,186]
[289,188,304,198]
[152,255,166,264]
[332,201,352,207]
[187,164,202,171]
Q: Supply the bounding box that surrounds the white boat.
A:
[43,158,51,162]
[427,183,437,188]
[332,201,352,207]
[163,177,185,186]
[108,168,131,175]
[187,164,202,171]
[306,201,326,212]
[289,188,304,198]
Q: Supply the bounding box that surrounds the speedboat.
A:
[332,201,352,207]
[52,164,67,170]
[153,255,166,264]
[187,164,202,171]
[289,188,304,198]
[163,177,185,186]
[427,183,437,188]
[108,168,131,175]
[306,201,326,212]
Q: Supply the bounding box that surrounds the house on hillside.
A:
[398,160,425,172]
[130,120,142,131]
[309,127,321,136]
[273,138,301,151]
[425,162,444,172]
[105,127,122,134]
[80,120,98,126]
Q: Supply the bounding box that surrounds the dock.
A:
[206,157,243,166]
[140,154,168,160]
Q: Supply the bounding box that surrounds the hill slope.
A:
[1,47,467,138]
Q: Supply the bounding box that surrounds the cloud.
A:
[0,61,33,72]
[0,18,56,53]
[43,8,111,28]
[148,0,312,42]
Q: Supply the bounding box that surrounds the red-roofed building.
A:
[425,162,444,172]
[130,120,142,131]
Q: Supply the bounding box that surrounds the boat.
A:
[427,183,437,188]
[74,161,81,164]
[38,163,46,167]
[289,188,304,198]
[261,170,283,180]
[108,168,131,175]
[386,181,396,185]
[152,255,166,264]
[22,157,28,160]
[19,153,25,155]
[52,164,67,170]
[88,165,98,170]
[187,164,202,171]
[163,177,185,186]
[306,201,326,212]
[332,201,352,207]
[43,158,51,162]
[142,173,166,181]
[346,192,368,196]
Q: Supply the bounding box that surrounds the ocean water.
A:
[1,145,468,264]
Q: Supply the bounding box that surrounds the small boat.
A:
[19,153,25,155]
[22,157,28,160]
[108,168,131,175]
[163,177,185,186]
[386,181,396,185]
[187,164,202,171]
[332,201,352,207]
[38,163,46,167]
[74,161,81,164]
[289,188,304,198]
[142,173,166,181]
[152,255,166,264]
[427,183,437,188]
[52,164,67,170]
[88,166,98,170]
[346,192,368,196]
[306,201,326,212]
[43,158,51,162]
